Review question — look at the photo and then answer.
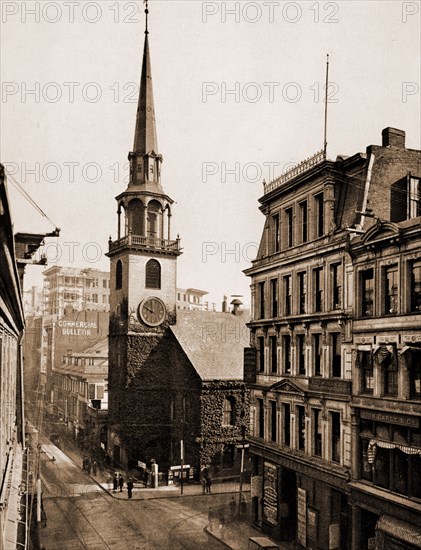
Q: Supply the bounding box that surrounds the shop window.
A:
[270,401,277,442]
[313,334,322,376]
[315,192,324,237]
[331,411,341,463]
[361,269,374,317]
[283,275,291,316]
[283,403,291,446]
[313,409,322,457]
[298,271,307,314]
[331,333,342,378]
[297,405,305,450]
[270,278,278,317]
[258,337,265,373]
[116,260,122,289]
[411,261,421,312]
[331,263,342,310]
[384,265,398,314]
[270,336,278,373]
[297,334,306,375]
[283,335,291,374]
[285,207,294,247]
[145,259,161,289]
[271,213,280,253]
[358,351,374,394]
[222,396,235,426]
[299,200,308,243]
[258,281,265,319]
[314,267,323,312]
[378,348,398,396]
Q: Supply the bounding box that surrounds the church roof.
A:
[170,309,250,381]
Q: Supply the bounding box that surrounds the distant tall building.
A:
[42,266,110,316]
[176,288,209,310]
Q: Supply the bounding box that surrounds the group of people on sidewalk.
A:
[111,471,134,498]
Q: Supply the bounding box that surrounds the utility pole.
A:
[237,425,249,516]
[180,438,184,495]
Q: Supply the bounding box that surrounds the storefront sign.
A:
[329,523,340,550]
[360,409,419,428]
[297,487,307,547]
[307,508,318,541]
[263,462,278,525]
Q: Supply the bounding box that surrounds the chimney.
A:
[222,296,228,313]
[382,127,406,148]
[230,298,243,316]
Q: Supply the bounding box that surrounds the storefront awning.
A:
[377,515,421,547]
[367,438,421,463]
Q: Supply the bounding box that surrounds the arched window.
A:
[116,260,123,289]
[145,259,161,289]
[222,396,235,426]
[147,200,161,239]
[128,199,144,236]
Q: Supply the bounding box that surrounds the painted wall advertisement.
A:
[263,462,278,525]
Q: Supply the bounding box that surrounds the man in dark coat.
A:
[119,475,124,492]
[127,478,134,499]
[113,473,118,493]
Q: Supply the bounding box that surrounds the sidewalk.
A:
[45,434,292,549]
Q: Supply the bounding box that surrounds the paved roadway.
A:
[39,443,226,550]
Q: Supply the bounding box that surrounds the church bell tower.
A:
[106,2,182,465]
[107,2,181,333]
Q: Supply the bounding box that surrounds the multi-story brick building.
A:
[244,128,420,549]
[42,266,110,317]
[51,337,108,449]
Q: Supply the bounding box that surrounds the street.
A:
[40,442,227,550]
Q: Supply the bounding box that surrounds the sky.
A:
[1,0,420,309]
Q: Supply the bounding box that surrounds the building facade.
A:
[244,128,421,549]
[51,338,108,450]
[42,266,110,317]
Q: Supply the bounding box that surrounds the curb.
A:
[205,526,233,549]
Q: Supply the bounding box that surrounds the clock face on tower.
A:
[138,297,166,327]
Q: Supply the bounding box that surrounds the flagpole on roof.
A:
[323,54,330,157]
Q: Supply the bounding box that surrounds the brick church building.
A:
[106,7,249,481]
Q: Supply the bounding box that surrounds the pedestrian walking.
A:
[201,477,207,494]
[205,476,212,494]
[92,460,97,476]
[119,474,124,492]
[127,478,134,499]
[113,473,118,493]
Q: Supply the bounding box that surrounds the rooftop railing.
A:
[263,150,326,195]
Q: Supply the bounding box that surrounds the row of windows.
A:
[358,347,421,400]
[359,260,421,317]
[255,399,342,463]
[257,332,342,378]
[62,355,102,367]
[115,259,161,290]
[269,191,325,254]
[256,262,343,319]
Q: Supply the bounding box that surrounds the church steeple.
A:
[128,1,163,190]
[109,0,181,255]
